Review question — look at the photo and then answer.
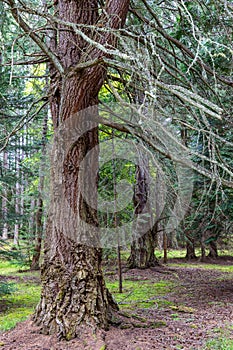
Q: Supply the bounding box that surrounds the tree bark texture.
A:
[185,234,197,260]
[208,241,218,259]
[33,0,130,339]
[185,240,197,260]
[128,154,159,269]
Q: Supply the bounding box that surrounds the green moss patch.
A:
[0,282,41,331]
[203,337,233,349]
[106,279,173,309]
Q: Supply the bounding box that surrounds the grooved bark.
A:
[33,0,130,339]
[185,235,197,260]
[128,154,159,269]
[128,230,159,269]
[34,232,118,339]
[185,241,197,260]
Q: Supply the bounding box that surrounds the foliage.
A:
[0,281,15,298]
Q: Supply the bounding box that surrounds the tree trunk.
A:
[200,240,206,262]
[30,198,43,270]
[186,240,197,260]
[2,151,8,240]
[128,230,159,269]
[181,127,197,261]
[185,235,197,260]
[34,232,118,339]
[128,154,159,269]
[163,231,168,264]
[31,113,48,271]
[14,145,20,246]
[32,0,130,339]
[208,241,218,259]
[20,133,25,228]
[28,198,35,237]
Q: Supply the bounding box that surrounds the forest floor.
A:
[1,256,233,349]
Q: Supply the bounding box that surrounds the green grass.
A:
[0,260,22,276]
[1,247,233,335]
[169,262,233,273]
[0,260,41,331]
[203,337,233,349]
[154,249,187,259]
[155,248,233,261]
[0,260,37,277]
[106,279,173,309]
[0,260,40,284]
[0,282,41,331]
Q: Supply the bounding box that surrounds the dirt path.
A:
[1,263,233,349]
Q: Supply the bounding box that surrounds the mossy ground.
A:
[0,261,40,331]
[204,337,233,350]
[107,279,173,309]
[1,249,233,349]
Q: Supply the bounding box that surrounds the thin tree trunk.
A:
[163,231,168,264]
[2,151,8,240]
[185,240,197,260]
[200,237,206,262]
[155,173,164,250]
[30,198,43,270]
[112,133,123,292]
[20,132,25,229]
[181,127,197,261]
[30,113,48,271]
[14,145,20,246]
[28,198,35,236]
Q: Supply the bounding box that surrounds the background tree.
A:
[127,151,160,268]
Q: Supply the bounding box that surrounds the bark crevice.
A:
[34,233,118,340]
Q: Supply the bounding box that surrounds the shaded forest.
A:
[0,0,233,349]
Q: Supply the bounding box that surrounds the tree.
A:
[127,152,159,268]
[4,0,130,339]
[30,112,48,270]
